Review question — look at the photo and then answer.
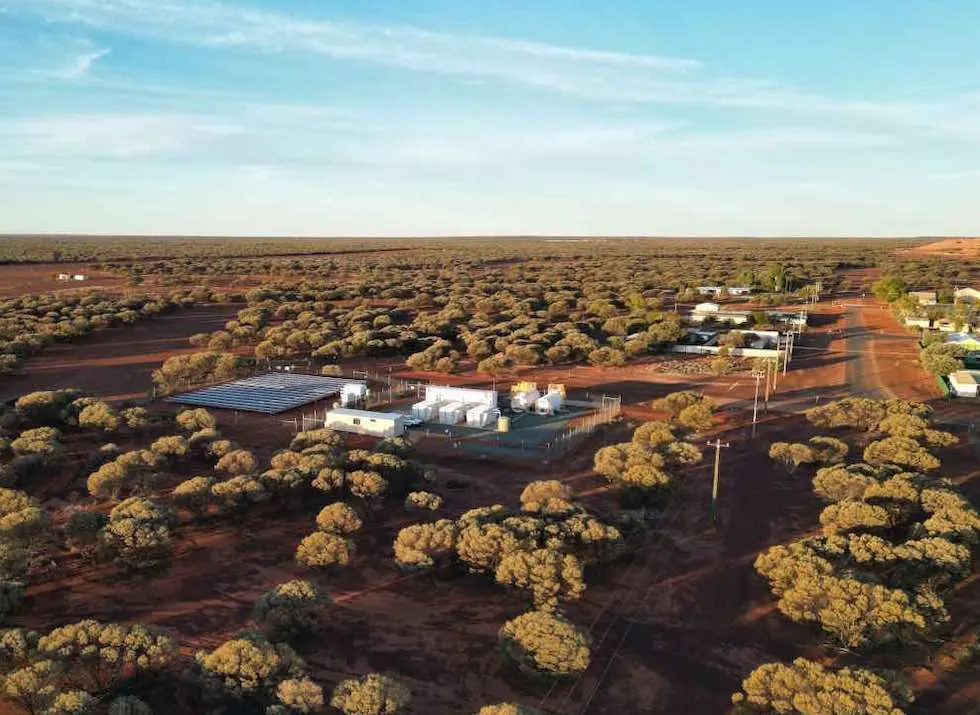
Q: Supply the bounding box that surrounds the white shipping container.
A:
[424,386,497,407]
[466,404,496,428]
[438,401,466,425]
[411,399,441,421]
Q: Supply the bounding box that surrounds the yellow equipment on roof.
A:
[511,381,538,395]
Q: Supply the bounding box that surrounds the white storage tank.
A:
[510,389,540,412]
[535,391,562,415]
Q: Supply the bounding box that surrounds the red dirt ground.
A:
[4,267,978,714]
[0,305,240,403]
[0,262,127,298]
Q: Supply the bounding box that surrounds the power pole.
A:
[783,333,791,375]
[751,370,765,437]
[707,439,731,526]
[764,356,772,407]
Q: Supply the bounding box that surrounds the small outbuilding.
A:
[324,408,406,437]
[948,370,980,398]
[694,302,721,313]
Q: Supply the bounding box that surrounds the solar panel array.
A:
[168,373,366,414]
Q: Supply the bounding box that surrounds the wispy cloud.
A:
[9,0,980,143]
[57,46,109,78]
[4,113,242,158]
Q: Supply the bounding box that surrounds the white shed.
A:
[324,408,405,437]
[949,371,980,398]
[438,401,466,425]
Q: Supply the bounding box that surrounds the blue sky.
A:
[1,0,979,236]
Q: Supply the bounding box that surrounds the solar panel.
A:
[168,373,366,414]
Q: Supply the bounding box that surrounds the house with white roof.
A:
[955,287,980,304]
[948,370,980,398]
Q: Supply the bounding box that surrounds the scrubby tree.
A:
[731,658,912,715]
[10,426,63,458]
[37,619,178,692]
[498,610,591,678]
[78,401,121,432]
[47,689,96,715]
[99,498,175,572]
[805,397,886,432]
[14,389,81,426]
[348,470,388,504]
[807,436,849,465]
[253,580,330,639]
[195,637,305,700]
[393,520,458,571]
[768,442,816,473]
[819,501,894,535]
[864,437,940,471]
[519,480,574,516]
[920,342,965,376]
[650,391,701,418]
[172,476,215,516]
[148,435,189,461]
[211,476,267,511]
[495,548,585,610]
[315,502,363,535]
[64,510,108,553]
[120,407,153,432]
[215,449,258,475]
[404,491,442,512]
[476,705,542,715]
[275,677,325,714]
[331,673,411,715]
[290,429,344,453]
[676,401,715,433]
[456,522,525,573]
[296,532,355,571]
[0,487,48,542]
[176,408,216,432]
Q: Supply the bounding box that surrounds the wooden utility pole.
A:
[764,357,772,407]
[783,333,792,375]
[751,370,765,437]
[707,438,731,526]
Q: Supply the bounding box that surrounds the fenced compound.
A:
[414,394,622,463]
